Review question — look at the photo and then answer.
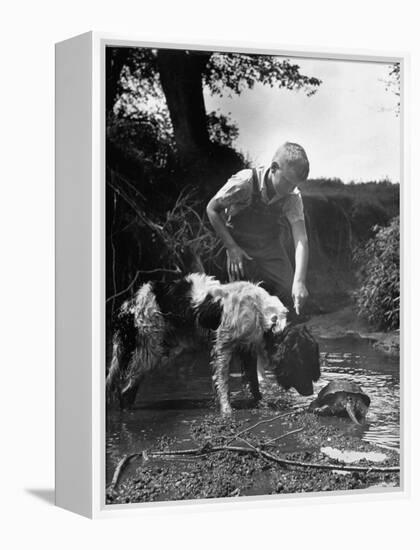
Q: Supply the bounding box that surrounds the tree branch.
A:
[108,443,399,491]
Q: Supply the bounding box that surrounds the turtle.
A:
[308,380,371,424]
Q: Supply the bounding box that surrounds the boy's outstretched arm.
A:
[206,197,251,280]
[290,219,309,314]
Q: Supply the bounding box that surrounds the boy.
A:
[206,142,310,316]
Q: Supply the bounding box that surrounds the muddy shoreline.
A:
[106,305,400,506]
[106,410,399,505]
[305,304,399,356]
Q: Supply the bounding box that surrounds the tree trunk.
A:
[157,49,212,165]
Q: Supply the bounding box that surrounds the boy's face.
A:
[270,149,300,197]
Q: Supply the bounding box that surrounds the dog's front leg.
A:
[211,342,233,416]
[120,376,143,409]
[256,353,268,383]
[238,349,262,402]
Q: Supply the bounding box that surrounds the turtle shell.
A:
[315,380,371,407]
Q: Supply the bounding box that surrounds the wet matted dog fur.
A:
[106,273,320,415]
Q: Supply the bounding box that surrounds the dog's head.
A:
[265,324,321,396]
[260,293,289,335]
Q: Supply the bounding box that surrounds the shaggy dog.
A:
[106,273,320,415]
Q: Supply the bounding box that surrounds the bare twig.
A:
[265,427,304,445]
[136,268,182,276]
[224,409,304,445]
[110,169,147,201]
[106,267,184,304]
[107,179,162,235]
[108,443,400,490]
[106,271,140,304]
[109,453,140,490]
[110,190,118,315]
[110,219,137,238]
[153,445,400,473]
[254,448,399,474]
[235,437,260,452]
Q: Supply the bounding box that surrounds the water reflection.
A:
[286,338,400,451]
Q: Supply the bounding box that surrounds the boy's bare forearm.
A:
[294,239,308,284]
[206,203,237,251]
[291,219,309,284]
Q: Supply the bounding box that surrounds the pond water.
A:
[106,336,400,483]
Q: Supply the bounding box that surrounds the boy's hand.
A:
[292,281,309,315]
[227,246,252,281]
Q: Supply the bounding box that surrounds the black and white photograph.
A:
[104,44,401,505]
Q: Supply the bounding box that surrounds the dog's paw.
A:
[220,404,233,417]
[255,398,271,410]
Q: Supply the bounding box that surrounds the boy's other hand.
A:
[227,246,252,281]
[292,281,309,315]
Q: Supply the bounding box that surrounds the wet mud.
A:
[106,309,400,506]
[106,411,399,505]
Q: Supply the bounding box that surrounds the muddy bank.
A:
[106,410,399,505]
[105,301,400,506]
[305,304,399,356]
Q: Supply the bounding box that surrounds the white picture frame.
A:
[55,31,408,518]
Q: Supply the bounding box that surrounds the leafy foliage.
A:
[107,111,175,170]
[383,63,400,115]
[353,217,399,330]
[203,53,321,97]
[109,48,321,113]
[114,56,163,116]
[207,110,239,147]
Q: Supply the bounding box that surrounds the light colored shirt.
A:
[214,166,305,224]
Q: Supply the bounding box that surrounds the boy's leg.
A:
[243,249,302,323]
[256,256,294,310]
[228,241,296,313]
[242,252,294,309]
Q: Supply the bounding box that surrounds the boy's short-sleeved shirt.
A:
[214,166,305,224]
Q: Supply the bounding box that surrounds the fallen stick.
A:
[109,454,139,490]
[108,442,399,490]
[250,448,400,474]
[224,409,304,445]
[265,427,304,444]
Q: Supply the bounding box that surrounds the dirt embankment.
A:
[305,305,399,356]
[296,190,399,354]
[300,190,398,309]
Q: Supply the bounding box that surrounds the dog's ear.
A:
[196,294,223,330]
[265,325,294,388]
[302,326,321,382]
[269,325,320,396]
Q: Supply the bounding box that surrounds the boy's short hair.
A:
[273,142,310,181]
